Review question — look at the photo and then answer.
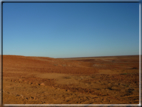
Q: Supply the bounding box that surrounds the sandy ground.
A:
[0,56,1,105]
[2,55,140,104]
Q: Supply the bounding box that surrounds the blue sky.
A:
[3,2,139,58]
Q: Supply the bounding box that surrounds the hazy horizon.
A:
[2,54,139,58]
[3,3,139,58]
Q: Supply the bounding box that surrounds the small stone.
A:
[16,94,20,96]
[30,96,34,99]
[20,94,24,98]
[29,82,33,85]
[66,90,70,92]
[40,83,45,86]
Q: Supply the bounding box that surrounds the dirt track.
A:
[3,55,140,104]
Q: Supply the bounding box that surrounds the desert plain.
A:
[2,55,140,104]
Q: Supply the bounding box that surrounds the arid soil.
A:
[3,55,140,104]
[0,56,1,105]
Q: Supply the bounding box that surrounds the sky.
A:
[3,2,139,58]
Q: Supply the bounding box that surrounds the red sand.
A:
[3,55,140,104]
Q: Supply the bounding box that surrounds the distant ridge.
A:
[2,54,139,59]
[57,55,139,59]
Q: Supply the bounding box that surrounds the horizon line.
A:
[1,54,140,59]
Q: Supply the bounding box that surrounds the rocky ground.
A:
[2,55,140,104]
